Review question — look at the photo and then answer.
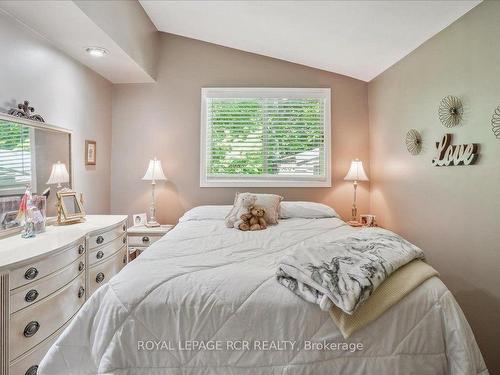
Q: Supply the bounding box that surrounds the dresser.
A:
[0,215,128,375]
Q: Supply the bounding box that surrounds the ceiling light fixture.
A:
[85,47,108,57]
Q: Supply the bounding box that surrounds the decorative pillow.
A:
[233,192,283,225]
[279,201,339,219]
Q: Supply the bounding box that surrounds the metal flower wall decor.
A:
[492,105,500,139]
[438,95,463,128]
[405,129,422,155]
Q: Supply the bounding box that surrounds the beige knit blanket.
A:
[329,260,438,338]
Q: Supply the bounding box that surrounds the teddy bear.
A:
[225,193,257,228]
[238,206,267,231]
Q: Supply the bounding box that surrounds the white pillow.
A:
[279,201,338,219]
[179,205,232,222]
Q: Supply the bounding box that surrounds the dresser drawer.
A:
[10,272,85,360]
[9,318,71,375]
[89,234,126,266]
[88,221,127,250]
[128,234,162,247]
[10,241,85,290]
[89,246,127,295]
[10,255,85,313]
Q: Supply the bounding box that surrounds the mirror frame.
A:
[0,112,73,237]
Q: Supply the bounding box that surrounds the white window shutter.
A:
[200,88,331,187]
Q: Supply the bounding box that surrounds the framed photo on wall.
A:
[85,140,96,165]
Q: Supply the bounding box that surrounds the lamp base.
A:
[145,220,161,228]
[347,220,362,227]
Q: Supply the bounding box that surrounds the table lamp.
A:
[344,159,368,225]
[46,161,69,189]
[142,157,167,227]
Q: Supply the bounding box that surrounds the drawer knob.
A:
[96,251,104,259]
[25,365,38,375]
[122,236,127,244]
[142,236,150,243]
[123,224,126,231]
[24,267,38,280]
[25,289,39,303]
[23,321,40,337]
[96,272,105,283]
[78,286,85,299]
[78,244,85,254]
[78,261,85,272]
[96,236,104,244]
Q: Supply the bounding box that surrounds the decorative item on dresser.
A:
[344,159,369,226]
[0,215,127,375]
[127,224,173,262]
[142,158,167,227]
[55,191,85,225]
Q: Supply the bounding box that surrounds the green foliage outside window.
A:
[0,120,30,150]
[208,99,324,175]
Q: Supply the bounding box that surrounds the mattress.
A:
[39,207,488,375]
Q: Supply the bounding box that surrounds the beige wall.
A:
[0,10,113,214]
[111,33,369,224]
[368,1,500,372]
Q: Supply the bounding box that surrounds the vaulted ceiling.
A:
[140,0,480,81]
[0,1,481,83]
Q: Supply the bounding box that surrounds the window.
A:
[200,88,331,187]
[0,120,36,194]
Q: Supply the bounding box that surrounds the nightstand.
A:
[126,224,174,262]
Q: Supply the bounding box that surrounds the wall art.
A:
[85,140,96,166]
[438,95,463,128]
[405,129,422,155]
[432,133,478,167]
[492,105,500,139]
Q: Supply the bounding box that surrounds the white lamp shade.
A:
[46,161,69,185]
[142,158,167,182]
[344,159,369,181]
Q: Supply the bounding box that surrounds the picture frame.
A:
[360,214,377,227]
[56,190,86,224]
[85,140,96,165]
[132,213,147,227]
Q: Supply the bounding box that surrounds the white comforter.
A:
[39,210,488,375]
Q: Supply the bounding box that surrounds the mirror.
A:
[0,113,72,233]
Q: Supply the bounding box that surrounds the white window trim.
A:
[200,87,331,188]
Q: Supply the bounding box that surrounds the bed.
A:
[39,205,488,375]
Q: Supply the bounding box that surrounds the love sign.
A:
[432,133,478,166]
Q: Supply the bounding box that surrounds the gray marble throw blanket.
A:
[276,228,425,315]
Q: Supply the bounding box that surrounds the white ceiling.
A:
[140,0,480,82]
